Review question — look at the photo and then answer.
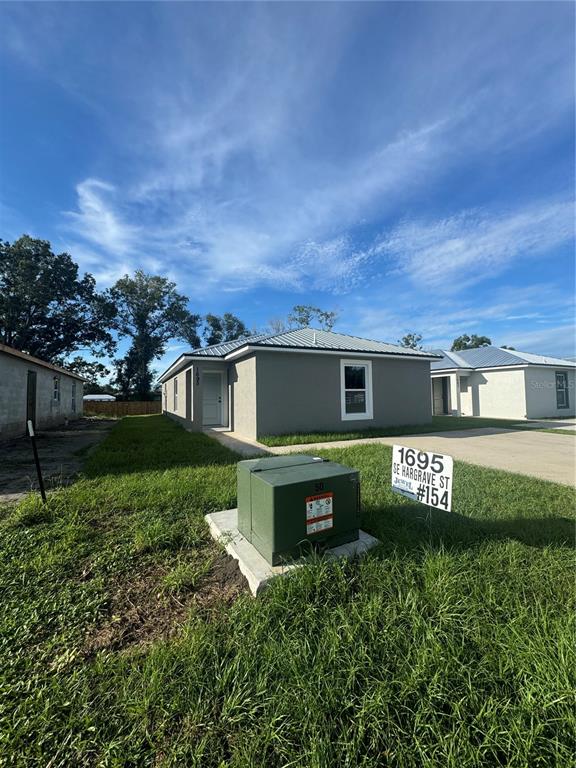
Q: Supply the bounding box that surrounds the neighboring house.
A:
[83,394,116,402]
[159,327,440,440]
[430,346,576,419]
[0,343,84,440]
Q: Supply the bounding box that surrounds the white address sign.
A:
[391,445,453,512]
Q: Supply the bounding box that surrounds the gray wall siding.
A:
[230,355,257,438]
[163,361,228,431]
[254,352,432,437]
[0,352,83,440]
[163,367,189,422]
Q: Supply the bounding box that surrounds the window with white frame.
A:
[173,377,178,410]
[340,360,373,420]
[556,371,569,409]
[164,384,167,411]
[53,376,60,402]
[71,383,76,412]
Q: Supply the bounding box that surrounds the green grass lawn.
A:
[259,415,527,446]
[539,428,576,436]
[1,415,574,766]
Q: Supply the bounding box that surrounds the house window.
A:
[340,360,373,421]
[71,383,76,412]
[53,376,61,403]
[173,377,178,410]
[556,371,569,409]
[164,384,167,411]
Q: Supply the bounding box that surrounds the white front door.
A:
[203,372,223,425]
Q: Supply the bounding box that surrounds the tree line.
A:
[1,235,508,399]
[398,333,513,352]
[0,236,338,399]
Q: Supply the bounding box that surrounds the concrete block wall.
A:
[0,351,83,440]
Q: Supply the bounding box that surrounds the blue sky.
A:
[0,1,574,376]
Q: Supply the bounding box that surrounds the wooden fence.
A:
[83,400,162,417]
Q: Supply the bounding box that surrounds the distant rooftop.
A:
[430,346,576,372]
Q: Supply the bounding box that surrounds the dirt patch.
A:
[84,551,248,656]
[193,551,248,610]
[0,418,115,503]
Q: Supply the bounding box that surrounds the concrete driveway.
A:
[269,428,576,486]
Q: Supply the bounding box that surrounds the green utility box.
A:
[237,454,360,565]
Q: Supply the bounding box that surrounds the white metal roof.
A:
[430,346,576,372]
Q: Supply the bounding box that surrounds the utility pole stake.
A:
[27,420,46,503]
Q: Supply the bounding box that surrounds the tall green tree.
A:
[65,357,114,395]
[287,305,338,331]
[0,235,116,361]
[109,271,200,399]
[398,332,423,350]
[114,341,156,400]
[203,313,249,346]
[451,334,492,351]
[65,357,110,383]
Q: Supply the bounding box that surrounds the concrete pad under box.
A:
[205,508,381,597]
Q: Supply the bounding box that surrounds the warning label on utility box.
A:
[305,492,334,534]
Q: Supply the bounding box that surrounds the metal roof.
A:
[188,327,440,359]
[188,332,272,357]
[159,327,441,381]
[429,349,473,371]
[457,347,526,368]
[504,349,576,367]
[431,346,576,371]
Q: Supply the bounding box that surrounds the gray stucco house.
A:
[159,328,439,439]
[0,343,84,440]
[430,346,576,419]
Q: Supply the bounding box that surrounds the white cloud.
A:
[63,179,139,257]
[505,313,544,321]
[376,201,574,291]
[352,282,575,355]
[2,2,573,306]
[58,116,460,293]
[500,325,576,359]
[288,236,369,293]
[32,3,569,295]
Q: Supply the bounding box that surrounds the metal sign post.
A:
[27,420,46,503]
